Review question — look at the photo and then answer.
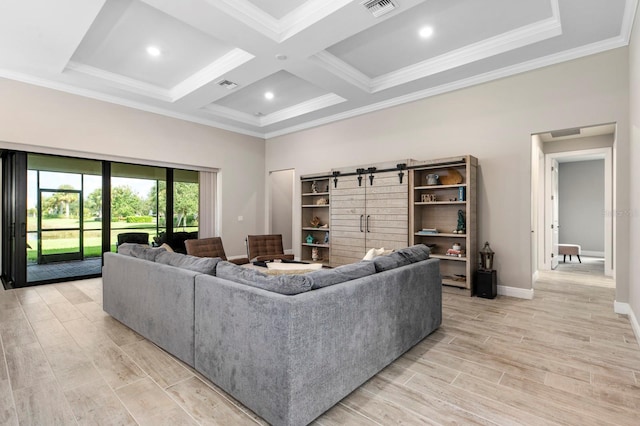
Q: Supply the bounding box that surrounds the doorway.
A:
[268,169,294,252]
[38,188,83,263]
[531,124,615,290]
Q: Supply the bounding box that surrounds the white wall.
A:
[266,48,631,299]
[0,79,266,257]
[629,6,640,333]
[558,160,605,254]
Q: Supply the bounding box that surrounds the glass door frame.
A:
[37,187,83,264]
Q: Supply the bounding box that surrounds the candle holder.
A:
[479,241,495,271]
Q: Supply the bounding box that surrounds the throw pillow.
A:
[308,261,376,289]
[116,243,137,256]
[118,243,165,261]
[373,244,430,273]
[216,262,313,295]
[156,251,220,275]
[363,247,383,260]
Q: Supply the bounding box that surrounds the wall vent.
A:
[361,0,397,18]
[217,79,238,90]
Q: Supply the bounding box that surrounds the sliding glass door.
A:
[38,188,82,263]
[1,150,202,288]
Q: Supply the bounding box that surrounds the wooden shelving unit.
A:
[300,175,331,266]
[409,155,477,294]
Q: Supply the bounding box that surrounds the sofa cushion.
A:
[308,261,376,289]
[118,243,166,261]
[156,251,220,275]
[216,261,313,295]
[265,262,323,275]
[372,244,430,272]
[116,242,137,256]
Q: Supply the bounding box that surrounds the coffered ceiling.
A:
[0,0,636,138]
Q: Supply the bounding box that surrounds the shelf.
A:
[302,227,330,231]
[410,155,477,295]
[415,232,467,238]
[415,184,466,190]
[302,192,329,196]
[300,258,331,267]
[302,204,329,208]
[302,243,330,248]
[430,254,467,262]
[442,278,468,288]
[415,201,465,205]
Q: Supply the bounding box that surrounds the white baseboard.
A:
[614,301,630,315]
[615,301,640,348]
[581,250,605,257]
[498,285,534,300]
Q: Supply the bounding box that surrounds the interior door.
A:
[330,175,365,266]
[364,170,408,252]
[551,159,559,270]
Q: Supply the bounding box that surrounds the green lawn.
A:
[26,218,197,263]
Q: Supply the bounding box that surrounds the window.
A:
[2,151,203,287]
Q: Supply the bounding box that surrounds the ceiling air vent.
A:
[550,128,581,138]
[361,0,397,18]
[217,79,238,90]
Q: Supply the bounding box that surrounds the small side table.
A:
[475,270,497,299]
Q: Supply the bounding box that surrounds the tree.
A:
[111,185,143,219]
[174,182,199,227]
[42,185,79,218]
[85,188,102,218]
[146,181,166,217]
[147,180,198,228]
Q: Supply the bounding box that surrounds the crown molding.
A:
[4,32,628,142]
[213,0,352,43]
[312,3,562,95]
[201,103,261,126]
[621,0,639,43]
[202,93,346,127]
[0,67,264,138]
[68,48,254,103]
[265,36,629,138]
[278,0,353,42]
[310,51,372,93]
[170,48,255,101]
[371,12,562,92]
[65,61,172,102]
[260,93,346,126]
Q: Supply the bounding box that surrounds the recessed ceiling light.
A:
[419,26,434,39]
[264,91,274,100]
[146,46,161,57]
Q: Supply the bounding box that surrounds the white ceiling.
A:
[0,0,636,138]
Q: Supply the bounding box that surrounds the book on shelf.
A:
[417,228,438,235]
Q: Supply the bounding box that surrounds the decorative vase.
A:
[426,174,439,185]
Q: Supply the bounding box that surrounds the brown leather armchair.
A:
[246,234,294,262]
[185,237,249,265]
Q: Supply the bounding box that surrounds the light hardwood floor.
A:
[0,270,638,425]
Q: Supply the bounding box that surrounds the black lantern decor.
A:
[479,241,495,271]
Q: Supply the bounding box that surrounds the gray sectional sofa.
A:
[103,244,442,426]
